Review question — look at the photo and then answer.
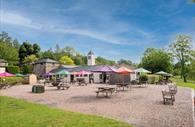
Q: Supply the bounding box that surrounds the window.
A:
[88,56,91,59]
[84,74,87,77]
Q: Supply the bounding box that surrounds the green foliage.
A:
[139,48,173,73]
[0,77,24,85]
[24,55,38,64]
[59,55,74,65]
[22,65,33,74]
[139,74,148,82]
[169,35,193,82]
[0,96,132,127]
[147,75,161,84]
[96,56,115,65]
[7,66,20,74]
[73,54,87,65]
[41,49,55,59]
[117,59,133,65]
[188,58,195,80]
[0,32,19,65]
[19,42,41,62]
[171,76,195,89]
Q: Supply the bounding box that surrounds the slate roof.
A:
[87,50,95,55]
[34,58,59,64]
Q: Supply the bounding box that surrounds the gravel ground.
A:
[0,84,194,127]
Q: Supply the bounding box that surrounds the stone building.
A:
[0,59,8,73]
[33,58,60,76]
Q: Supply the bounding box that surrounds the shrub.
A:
[7,66,20,74]
[139,74,148,82]
[0,77,24,86]
[147,75,161,84]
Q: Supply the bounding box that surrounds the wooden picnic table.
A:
[57,82,70,90]
[96,86,116,97]
[115,82,130,91]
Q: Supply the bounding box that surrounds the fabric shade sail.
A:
[0,72,15,77]
[116,67,134,74]
[135,68,151,73]
[156,71,172,76]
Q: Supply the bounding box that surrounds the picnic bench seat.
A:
[162,90,174,105]
[96,87,116,97]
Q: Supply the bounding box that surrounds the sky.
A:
[0,0,194,63]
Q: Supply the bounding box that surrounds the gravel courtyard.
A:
[0,84,194,127]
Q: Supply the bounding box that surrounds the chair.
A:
[162,90,174,105]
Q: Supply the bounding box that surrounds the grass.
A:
[171,76,195,89]
[0,96,133,127]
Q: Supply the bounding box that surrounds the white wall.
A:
[0,67,5,73]
[87,55,95,66]
[94,73,102,83]
[130,73,137,81]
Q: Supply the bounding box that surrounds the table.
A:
[115,82,130,91]
[96,86,116,97]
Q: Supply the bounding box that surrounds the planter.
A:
[32,85,45,93]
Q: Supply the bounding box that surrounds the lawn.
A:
[0,96,133,127]
[171,76,195,89]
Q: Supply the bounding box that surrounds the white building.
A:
[87,50,95,66]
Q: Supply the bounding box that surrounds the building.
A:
[0,59,8,73]
[87,50,95,66]
[33,58,60,76]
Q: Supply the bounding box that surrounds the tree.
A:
[0,32,19,65]
[169,35,193,82]
[139,48,173,73]
[41,48,55,59]
[117,59,133,65]
[23,55,38,64]
[59,55,74,65]
[96,56,115,65]
[73,54,87,65]
[33,43,41,58]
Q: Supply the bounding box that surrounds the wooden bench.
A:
[57,82,70,90]
[96,88,116,97]
[162,90,174,105]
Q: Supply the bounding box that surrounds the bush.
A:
[0,77,24,86]
[139,74,148,82]
[147,75,161,84]
[7,66,20,74]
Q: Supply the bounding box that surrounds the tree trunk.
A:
[184,75,187,82]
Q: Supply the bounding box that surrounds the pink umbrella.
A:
[77,70,91,75]
[0,72,15,77]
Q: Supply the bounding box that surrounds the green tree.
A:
[19,42,33,61]
[59,55,74,65]
[117,59,133,65]
[24,55,38,64]
[33,43,41,58]
[96,56,115,65]
[169,35,193,82]
[139,48,173,73]
[41,48,55,59]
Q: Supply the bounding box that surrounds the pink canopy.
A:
[0,72,15,77]
[116,67,134,74]
[77,70,91,75]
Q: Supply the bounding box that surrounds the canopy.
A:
[116,67,134,74]
[55,70,70,75]
[77,70,91,75]
[42,72,53,77]
[135,68,151,73]
[0,72,15,77]
[92,66,115,73]
[156,71,172,76]
[15,73,24,77]
[71,72,79,75]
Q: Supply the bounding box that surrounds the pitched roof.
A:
[34,58,59,64]
[88,50,95,55]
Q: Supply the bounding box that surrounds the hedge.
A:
[7,66,20,74]
[0,77,24,86]
[147,75,162,84]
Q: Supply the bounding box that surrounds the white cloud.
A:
[0,10,41,29]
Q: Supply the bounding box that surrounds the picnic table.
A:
[115,82,130,91]
[77,78,88,86]
[96,86,117,97]
[57,82,70,90]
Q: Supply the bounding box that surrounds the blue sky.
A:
[0,0,194,63]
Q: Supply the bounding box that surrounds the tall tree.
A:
[59,55,74,65]
[169,35,193,82]
[139,48,173,73]
[117,59,133,65]
[33,43,41,58]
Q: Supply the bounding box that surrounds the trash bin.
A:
[32,85,45,93]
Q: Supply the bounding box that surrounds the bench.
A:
[162,90,174,105]
[96,88,116,97]
[57,83,70,90]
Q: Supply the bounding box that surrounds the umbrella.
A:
[42,72,53,77]
[77,70,91,75]
[0,72,15,77]
[55,70,70,75]
[15,73,24,77]
[156,71,171,76]
[135,68,151,73]
[116,67,134,74]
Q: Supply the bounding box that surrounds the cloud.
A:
[0,10,41,29]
